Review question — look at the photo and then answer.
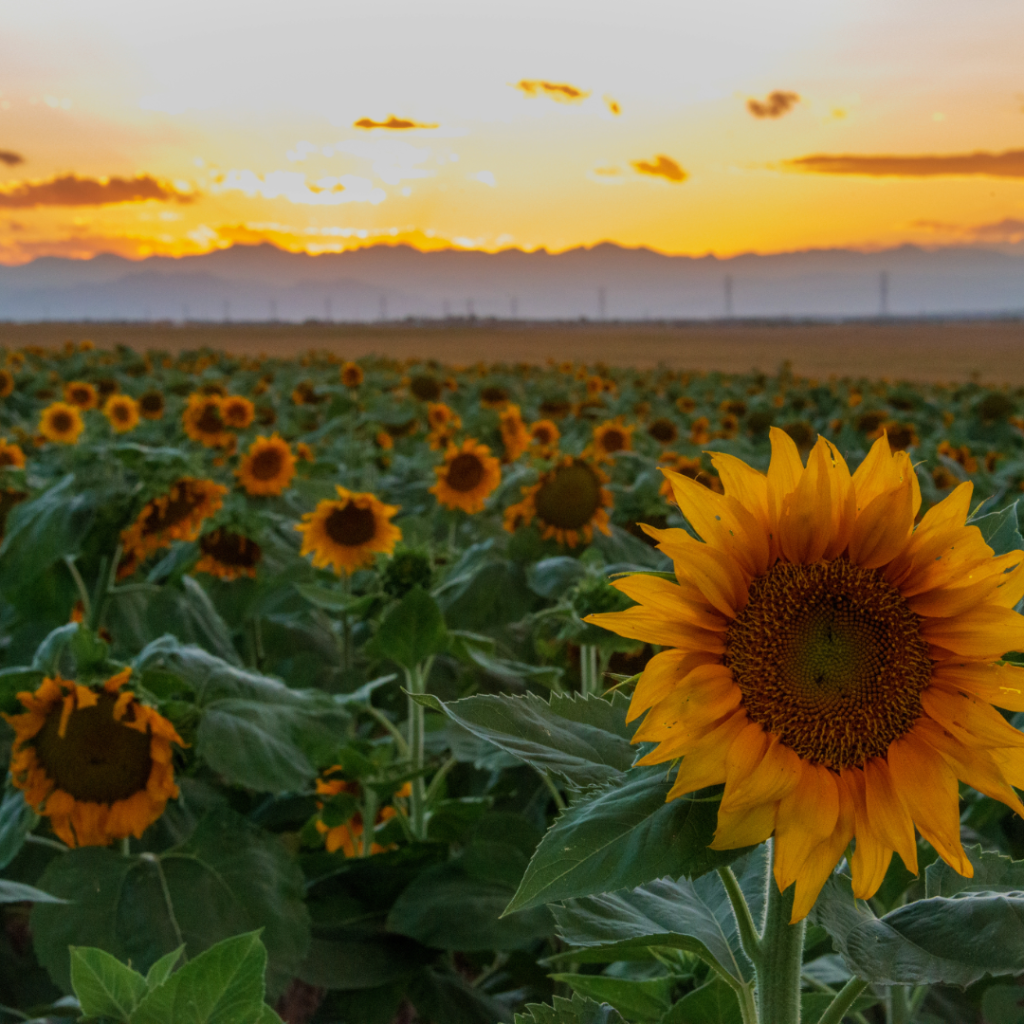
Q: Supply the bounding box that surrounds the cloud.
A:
[0,151,24,167]
[0,173,195,208]
[631,155,687,183]
[604,96,621,115]
[469,170,496,187]
[324,138,434,185]
[912,217,1024,242]
[515,80,590,103]
[354,115,438,130]
[212,169,386,205]
[747,91,800,119]
[785,149,1024,178]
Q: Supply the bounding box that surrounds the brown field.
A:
[2,318,1023,383]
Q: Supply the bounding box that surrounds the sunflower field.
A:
[2,340,1024,1024]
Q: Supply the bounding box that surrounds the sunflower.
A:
[592,419,634,459]
[647,417,679,445]
[64,381,98,410]
[296,487,401,575]
[195,528,262,580]
[431,440,502,513]
[221,395,255,429]
[103,394,140,434]
[340,361,364,388]
[504,456,612,548]
[236,434,296,496]
[500,404,530,462]
[296,441,315,463]
[0,369,14,398]
[314,768,410,856]
[4,668,184,848]
[587,428,1024,922]
[427,402,460,432]
[182,394,231,448]
[120,477,228,561]
[529,419,561,450]
[0,438,26,469]
[138,390,165,420]
[39,402,84,445]
[480,385,509,409]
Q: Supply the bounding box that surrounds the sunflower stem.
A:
[817,977,869,1024]
[340,572,352,674]
[717,865,762,971]
[405,659,432,839]
[361,787,379,858]
[755,841,806,1024]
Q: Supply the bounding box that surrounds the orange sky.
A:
[2,0,1023,265]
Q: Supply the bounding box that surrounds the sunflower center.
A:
[534,461,602,530]
[601,429,625,452]
[250,447,283,480]
[113,403,130,422]
[201,529,261,568]
[725,559,933,770]
[533,426,553,444]
[140,392,164,413]
[648,419,677,443]
[51,411,73,432]
[196,404,224,433]
[144,483,202,533]
[325,503,377,546]
[32,693,153,804]
[446,453,485,492]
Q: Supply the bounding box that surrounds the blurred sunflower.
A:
[0,369,14,398]
[409,374,442,401]
[296,487,401,575]
[296,441,315,463]
[499,404,530,462]
[64,381,98,410]
[592,418,634,459]
[221,395,255,429]
[121,477,228,561]
[505,456,612,548]
[427,402,460,432]
[182,394,231,448]
[647,418,679,445]
[39,402,84,445]
[529,419,560,451]
[195,528,262,580]
[340,361,364,388]
[236,434,296,496]
[0,438,26,469]
[480,385,509,409]
[138,390,165,420]
[587,428,1024,921]
[103,394,140,434]
[4,668,183,848]
[431,440,502,513]
[314,768,410,856]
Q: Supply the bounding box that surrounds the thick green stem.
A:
[756,843,806,1024]
[579,644,599,695]
[361,787,379,858]
[817,977,869,1024]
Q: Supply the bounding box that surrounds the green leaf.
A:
[145,947,184,990]
[259,1005,285,1024]
[550,848,767,983]
[0,666,44,715]
[549,975,672,1022]
[0,784,38,871]
[657,979,742,1024]
[368,586,447,670]
[438,560,535,631]
[293,582,355,611]
[416,691,636,788]
[515,993,626,1024]
[295,936,432,991]
[31,623,82,675]
[971,501,1024,556]
[506,767,744,914]
[463,648,563,690]
[926,843,1024,898]
[981,984,1024,1024]
[32,810,309,999]
[70,946,147,1022]
[407,966,517,1024]
[527,557,588,599]
[129,931,267,1024]
[0,880,65,904]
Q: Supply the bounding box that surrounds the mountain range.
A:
[1,242,1022,321]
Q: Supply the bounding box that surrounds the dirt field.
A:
[2,318,1022,383]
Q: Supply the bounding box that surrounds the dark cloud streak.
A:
[515,80,590,103]
[353,116,438,130]
[631,155,687,183]
[747,91,800,119]
[0,151,25,167]
[786,149,1024,178]
[0,173,196,208]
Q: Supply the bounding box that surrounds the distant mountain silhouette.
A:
[1,242,1022,321]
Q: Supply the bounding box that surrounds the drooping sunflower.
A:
[592,418,634,459]
[236,434,296,496]
[138,389,165,420]
[182,393,232,448]
[314,767,410,856]
[64,380,98,410]
[587,428,1024,922]
[0,438,26,469]
[195,528,262,580]
[103,394,140,434]
[340,361,364,388]
[4,668,184,848]
[221,395,255,429]
[39,402,84,445]
[120,477,228,561]
[296,487,401,575]
[499,404,530,462]
[431,440,502,514]
[504,456,613,548]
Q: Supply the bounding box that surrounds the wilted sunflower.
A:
[138,390,165,420]
[39,402,84,445]
[64,380,98,410]
[587,428,1024,921]
[5,668,183,848]
[195,528,262,580]
[431,440,502,514]
[340,361,364,388]
[0,369,14,398]
[182,393,232,448]
[504,456,612,548]
[120,477,228,561]
[236,434,296,496]
[0,438,26,469]
[103,394,140,434]
[314,768,410,856]
[592,419,634,459]
[499,404,530,462]
[296,486,401,575]
[221,395,255,429]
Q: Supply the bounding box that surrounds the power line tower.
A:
[269,299,278,321]
[510,295,519,319]
[598,286,607,320]
[879,271,890,317]
[379,295,388,322]
[223,299,230,323]
[724,275,734,318]
[467,298,475,319]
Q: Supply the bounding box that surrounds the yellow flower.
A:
[39,402,84,445]
[587,428,1024,921]
[138,390,165,420]
[647,418,679,445]
[592,418,634,459]
[529,419,561,450]
[103,394,140,433]
[0,369,15,398]
[0,438,26,469]
[195,528,262,580]
[4,669,184,848]
[182,394,231,448]
[505,456,612,548]
[296,486,401,575]
[427,402,460,432]
[221,395,255,429]
[431,440,502,514]
[121,477,228,562]
[340,362,364,388]
[236,434,296,496]
[499,404,530,462]
[64,381,98,410]
[314,768,410,856]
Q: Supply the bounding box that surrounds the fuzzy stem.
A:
[756,842,806,1024]
[817,978,869,1024]
[717,865,762,972]
[405,659,432,839]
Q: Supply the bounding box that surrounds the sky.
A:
[1,0,1023,264]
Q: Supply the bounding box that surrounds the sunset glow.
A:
[2,0,1023,264]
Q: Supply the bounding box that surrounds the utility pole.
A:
[724,275,734,318]
[269,299,278,321]
[467,298,475,319]
[324,296,331,322]
[223,299,230,323]
[442,299,450,319]
[510,295,519,319]
[379,295,388,321]
[598,286,607,320]
[879,271,890,317]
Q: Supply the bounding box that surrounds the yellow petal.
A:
[907,554,1024,617]
[584,608,726,652]
[632,666,741,751]
[627,649,720,724]
[774,762,840,892]
[822,439,857,559]
[663,710,748,796]
[720,733,804,812]
[844,766,894,901]
[778,438,833,564]
[719,721,769,806]
[709,451,770,531]
[645,527,750,617]
[611,574,728,632]
[920,606,1024,659]
[851,433,897,508]
[711,800,777,850]
[864,757,918,875]
[930,661,1024,713]
[767,426,804,502]
[921,685,1024,749]
[847,479,914,570]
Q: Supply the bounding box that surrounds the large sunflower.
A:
[587,428,1024,921]
[505,456,612,548]
[296,486,401,575]
[236,434,296,496]
[195,527,262,580]
[5,668,183,848]
[431,440,502,514]
[103,394,140,434]
[182,393,232,448]
[120,477,228,561]
[39,402,84,445]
